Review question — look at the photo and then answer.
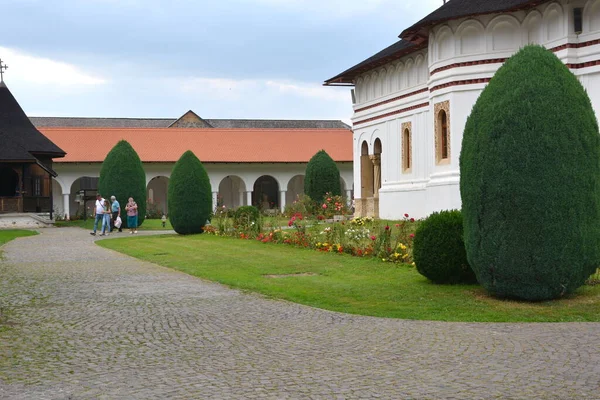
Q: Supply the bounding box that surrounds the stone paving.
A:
[0,228,599,399]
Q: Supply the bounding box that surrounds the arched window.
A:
[435,102,451,164]
[402,128,412,172]
[440,111,448,160]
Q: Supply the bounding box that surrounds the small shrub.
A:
[413,210,476,284]
[234,206,261,236]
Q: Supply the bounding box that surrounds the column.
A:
[279,190,287,213]
[238,191,244,207]
[212,191,218,213]
[346,190,352,207]
[246,191,253,207]
[63,193,71,220]
[370,154,381,198]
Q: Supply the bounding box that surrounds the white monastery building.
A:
[29,112,353,219]
[325,0,600,219]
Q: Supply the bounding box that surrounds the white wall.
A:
[351,0,600,219]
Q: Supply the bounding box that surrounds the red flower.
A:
[410,218,415,222]
[404,213,409,218]
[370,235,376,241]
[395,224,400,228]
[385,225,390,231]
[410,233,415,238]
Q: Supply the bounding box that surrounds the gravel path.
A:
[0,228,599,399]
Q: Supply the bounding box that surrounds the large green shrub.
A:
[413,210,475,284]
[168,151,212,235]
[460,45,600,301]
[304,150,342,203]
[98,140,146,228]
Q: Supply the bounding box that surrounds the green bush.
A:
[304,150,341,203]
[234,205,259,226]
[168,151,212,235]
[460,45,600,300]
[413,210,475,284]
[98,140,146,228]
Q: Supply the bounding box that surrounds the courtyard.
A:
[1,228,599,399]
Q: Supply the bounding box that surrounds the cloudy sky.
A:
[3,0,441,123]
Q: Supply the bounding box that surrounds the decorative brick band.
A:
[354,102,429,126]
[430,39,600,77]
[430,78,492,93]
[355,88,428,113]
[566,59,600,69]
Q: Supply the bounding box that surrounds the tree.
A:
[98,140,146,228]
[304,150,342,204]
[168,150,212,234]
[460,45,600,301]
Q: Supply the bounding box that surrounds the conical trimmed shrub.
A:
[98,140,146,228]
[168,150,212,235]
[460,45,600,301]
[304,150,342,203]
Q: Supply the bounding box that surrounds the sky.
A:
[3,0,441,124]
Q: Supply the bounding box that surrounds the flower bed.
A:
[207,211,418,265]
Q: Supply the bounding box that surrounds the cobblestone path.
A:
[1,228,599,399]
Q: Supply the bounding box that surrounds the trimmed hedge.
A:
[98,140,146,228]
[304,150,342,203]
[460,45,600,301]
[413,210,475,284]
[168,151,212,235]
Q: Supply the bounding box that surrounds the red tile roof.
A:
[40,128,353,163]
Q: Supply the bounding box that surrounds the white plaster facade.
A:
[51,162,353,219]
[348,0,600,219]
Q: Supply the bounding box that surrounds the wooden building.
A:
[0,81,66,218]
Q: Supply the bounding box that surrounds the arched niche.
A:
[405,58,415,88]
[544,2,564,41]
[588,0,600,32]
[396,62,406,91]
[436,25,455,61]
[488,16,521,51]
[456,20,485,55]
[523,10,543,44]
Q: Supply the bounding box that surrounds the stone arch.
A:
[285,174,305,205]
[436,25,455,61]
[147,176,169,215]
[586,0,600,32]
[523,10,543,44]
[218,175,246,209]
[456,19,485,55]
[543,2,564,41]
[68,176,100,219]
[487,15,522,51]
[360,140,373,198]
[253,175,279,210]
[373,138,382,198]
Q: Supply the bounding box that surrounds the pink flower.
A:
[409,233,415,238]
[322,204,327,209]
[370,235,376,241]
[395,224,400,228]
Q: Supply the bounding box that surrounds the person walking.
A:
[110,195,122,233]
[90,193,105,236]
[125,197,138,234]
[100,199,112,236]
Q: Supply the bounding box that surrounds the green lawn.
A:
[99,234,600,322]
[55,218,173,230]
[0,229,37,256]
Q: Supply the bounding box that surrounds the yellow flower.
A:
[393,252,400,258]
[402,254,409,259]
